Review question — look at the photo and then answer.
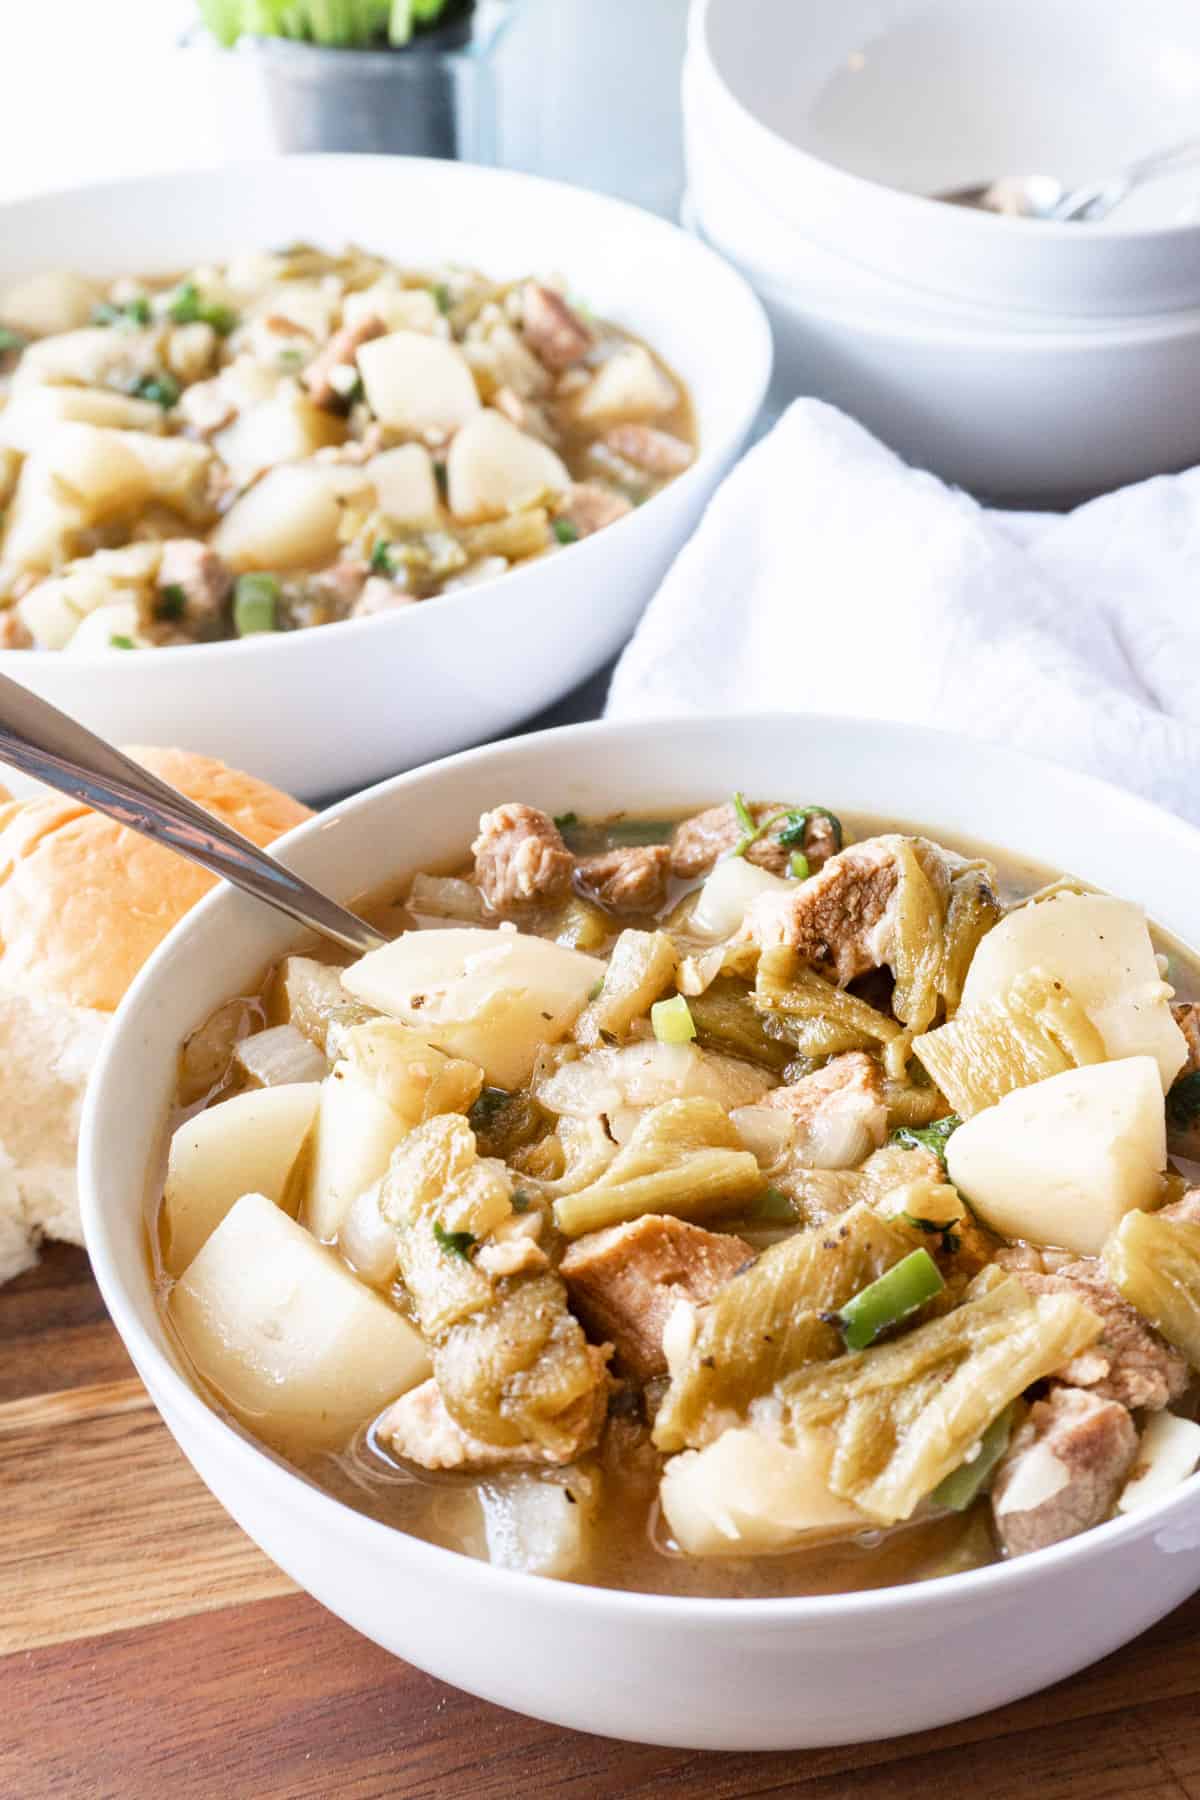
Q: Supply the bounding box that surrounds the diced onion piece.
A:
[1118,1412,1200,1514]
[234,1023,328,1088]
[479,1469,601,1580]
[729,1103,793,1165]
[651,993,696,1045]
[689,857,791,940]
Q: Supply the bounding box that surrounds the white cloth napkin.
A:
[606,400,1200,824]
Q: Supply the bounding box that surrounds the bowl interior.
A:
[703,0,1200,210]
[83,714,1200,1564]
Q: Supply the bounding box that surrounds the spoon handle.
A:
[1053,136,1200,222]
[0,671,386,956]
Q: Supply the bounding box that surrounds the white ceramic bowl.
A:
[81,713,1200,1751]
[0,158,770,799]
[691,0,1200,317]
[683,90,1200,502]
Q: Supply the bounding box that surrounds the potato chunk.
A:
[446,410,568,521]
[357,330,480,435]
[170,1193,430,1447]
[367,443,439,524]
[341,927,604,1090]
[0,270,103,336]
[573,345,677,424]
[161,1082,320,1275]
[946,1056,1166,1256]
[960,894,1186,1092]
[660,1426,868,1556]
[210,465,345,570]
[213,390,344,487]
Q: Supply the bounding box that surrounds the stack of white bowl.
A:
[684,0,1200,502]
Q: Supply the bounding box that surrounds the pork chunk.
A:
[556,482,633,539]
[991,1386,1138,1557]
[379,1378,557,1471]
[522,282,593,371]
[670,800,840,880]
[763,1052,888,1168]
[1023,1263,1187,1407]
[561,1214,751,1381]
[303,312,386,410]
[1018,1260,1188,1412]
[576,844,671,916]
[737,835,951,986]
[471,802,574,912]
[1172,1002,1200,1074]
[603,424,693,476]
[156,538,232,625]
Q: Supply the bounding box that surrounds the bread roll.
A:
[0,748,310,1281]
[0,745,310,1013]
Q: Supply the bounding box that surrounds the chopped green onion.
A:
[0,326,26,354]
[433,1221,476,1261]
[132,373,180,410]
[92,296,151,329]
[777,806,845,853]
[901,1213,962,1256]
[233,572,280,636]
[277,346,306,370]
[432,458,448,496]
[430,280,452,315]
[370,539,395,575]
[587,978,605,1001]
[732,790,757,837]
[651,993,696,1045]
[931,1405,1014,1511]
[835,1249,945,1352]
[749,1185,797,1223]
[511,1192,532,1214]
[553,810,579,831]
[789,850,810,880]
[890,1114,963,1170]
[552,518,579,545]
[468,1086,510,1133]
[156,584,187,622]
[166,280,238,336]
[108,633,136,650]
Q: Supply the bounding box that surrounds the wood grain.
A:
[7,1245,1200,1798]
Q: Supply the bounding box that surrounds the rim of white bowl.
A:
[693,0,1200,254]
[79,711,1200,1626]
[0,156,771,670]
[684,195,1200,353]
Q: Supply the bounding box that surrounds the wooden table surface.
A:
[5,1243,1200,1800]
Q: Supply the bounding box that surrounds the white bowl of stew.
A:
[0,158,769,798]
[80,714,1200,1749]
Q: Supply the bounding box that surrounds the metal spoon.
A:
[0,671,387,956]
[938,134,1200,221]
